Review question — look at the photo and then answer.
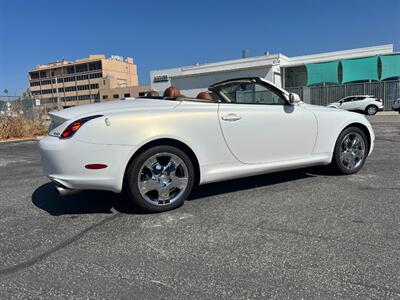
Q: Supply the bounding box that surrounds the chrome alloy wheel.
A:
[339,132,366,171]
[137,152,189,206]
[367,106,377,115]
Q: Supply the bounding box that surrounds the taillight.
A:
[375,98,382,102]
[59,115,103,139]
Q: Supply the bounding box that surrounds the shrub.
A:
[0,103,48,140]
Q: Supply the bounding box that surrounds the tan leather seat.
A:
[196,91,214,101]
[146,91,160,97]
[163,86,182,98]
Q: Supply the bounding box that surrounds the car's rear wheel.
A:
[125,145,195,212]
[365,105,378,115]
[330,127,368,175]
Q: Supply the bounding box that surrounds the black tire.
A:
[365,105,378,115]
[125,145,195,212]
[330,127,369,175]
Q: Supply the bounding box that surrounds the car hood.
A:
[301,103,342,112]
[327,102,340,106]
[48,98,180,120]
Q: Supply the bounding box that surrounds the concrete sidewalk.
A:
[378,110,399,116]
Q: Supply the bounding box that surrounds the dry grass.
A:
[0,103,48,141]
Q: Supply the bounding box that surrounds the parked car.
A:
[39,77,375,212]
[392,98,400,113]
[327,95,384,115]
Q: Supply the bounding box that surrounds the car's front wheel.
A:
[365,105,378,115]
[125,145,195,212]
[330,127,368,175]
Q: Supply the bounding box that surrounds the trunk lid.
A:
[47,98,180,137]
[48,98,179,120]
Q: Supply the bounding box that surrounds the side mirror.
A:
[289,93,301,104]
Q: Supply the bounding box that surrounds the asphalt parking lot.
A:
[0,115,399,299]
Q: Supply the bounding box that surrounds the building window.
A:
[57,77,64,83]
[124,93,130,97]
[39,71,47,78]
[75,64,88,73]
[65,96,77,102]
[77,94,91,100]
[90,83,99,89]
[40,89,54,95]
[63,76,75,82]
[30,72,40,79]
[66,66,75,74]
[113,94,119,99]
[89,72,102,79]
[30,81,40,87]
[76,74,89,81]
[103,95,108,100]
[89,61,101,71]
[41,79,52,85]
[65,86,76,92]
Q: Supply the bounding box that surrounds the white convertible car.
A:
[39,77,375,212]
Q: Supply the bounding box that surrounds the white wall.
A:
[149,44,393,96]
[152,66,281,97]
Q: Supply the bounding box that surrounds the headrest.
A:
[146,91,160,97]
[196,92,214,101]
[163,86,182,98]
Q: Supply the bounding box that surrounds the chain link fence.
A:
[0,96,49,140]
[286,80,400,110]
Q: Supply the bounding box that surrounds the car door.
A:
[355,96,369,110]
[212,79,317,164]
[348,96,364,110]
[340,97,354,110]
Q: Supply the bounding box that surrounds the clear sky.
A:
[0,0,399,95]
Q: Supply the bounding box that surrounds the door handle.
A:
[221,114,241,121]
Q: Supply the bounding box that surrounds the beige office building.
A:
[29,54,150,107]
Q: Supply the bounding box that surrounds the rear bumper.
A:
[39,136,138,193]
[366,122,375,155]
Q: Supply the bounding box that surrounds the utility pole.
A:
[55,76,61,110]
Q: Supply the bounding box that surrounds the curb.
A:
[0,136,44,144]
[377,111,399,116]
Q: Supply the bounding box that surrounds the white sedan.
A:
[39,77,375,212]
[327,95,384,115]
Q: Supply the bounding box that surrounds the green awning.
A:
[380,54,400,80]
[306,61,340,86]
[341,56,379,83]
